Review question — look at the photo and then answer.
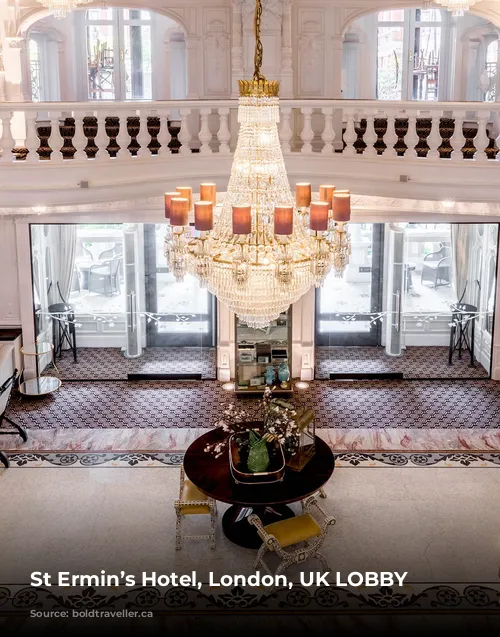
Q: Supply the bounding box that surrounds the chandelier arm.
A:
[253,0,265,81]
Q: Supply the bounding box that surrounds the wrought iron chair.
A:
[174,465,217,551]
[88,256,122,296]
[0,370,28,468]
[420,242,452,289]
[248,495,336,576]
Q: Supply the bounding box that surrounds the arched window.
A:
[85,8,153,100]
[376,8,445,100]
[484,39,498,101]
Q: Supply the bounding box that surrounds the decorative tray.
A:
[229,433,285,485]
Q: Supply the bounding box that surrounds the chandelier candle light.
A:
[163,0,351,328]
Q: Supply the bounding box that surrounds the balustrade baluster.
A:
[217,107,231,155]
[24,111,39,163]
[450,111,466,162]
[342,108,357,156]
[49,112,65,163]
[474,111,490,163]
[383,109,399,158]
[404,114,419,158]
[300,107,314,154]
[157,109,171,156]
[198,108,213,155]
[94,112,109,162]
[320,107,335,155]
[72,110,88,161]
[0,111,15,162]
[426,112,443,160]
[363,112,377,157]
[116,111,131,161]
[178,108,192,156]
[279,106,293,154]
[136,112,151,159]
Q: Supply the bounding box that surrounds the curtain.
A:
[451,224,471,304]
[53,225,77,304]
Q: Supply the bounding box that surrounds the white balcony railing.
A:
[1,99,499,164]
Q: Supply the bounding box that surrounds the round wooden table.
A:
[183,428,335,549]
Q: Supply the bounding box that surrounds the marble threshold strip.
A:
[1,427,500,453]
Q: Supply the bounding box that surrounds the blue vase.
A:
[278,360,290,383]
[265,365,276,385]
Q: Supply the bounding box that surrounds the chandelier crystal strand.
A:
[164,0,352,329]
[433,0,478,16]
[36,0,91,19]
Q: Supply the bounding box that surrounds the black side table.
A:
[449,303,477,367]
[48,303,78,362]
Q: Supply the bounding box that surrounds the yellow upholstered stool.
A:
[248,496,336,576]
[174,466,217,550]
[264,514,322,548]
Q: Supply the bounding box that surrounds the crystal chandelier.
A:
[163,0,351,328]
[36,0,91,19]
[433,0,478,16]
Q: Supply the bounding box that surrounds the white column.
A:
[49,111,65,163]
[72,110,88,162]
[157,108,171,157]
[217,107,231,154]
[383,109,399,158]
[450,110,466,162]
[405,115,419,159]
[94,111,109,162]
[217,301,234,381]
[198,107,213,155]
[163,40,172,100]
[136,112,151,159]
[178,108,192,156]
[0,110,14,162]
[186,36,199,99]
[24,110,39,163]
[300,107,314,154]
[292,289,315,381]
[474,111,490,163]
[426,111,443,160]
[363,112,377,157]
[342,108,357,156]
[327,36,343,99]
[280,0,293,98]
[320,106,335,155]
[4,37,25,102]
[231,0,244,98]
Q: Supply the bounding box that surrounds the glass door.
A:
[144,224,216,348]
[315,224,384,346]
[85,8,153,101]
[376,8,445,101]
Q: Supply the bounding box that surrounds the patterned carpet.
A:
[6,379,500,430]
[315,346,489,379]
[45,347,217,380]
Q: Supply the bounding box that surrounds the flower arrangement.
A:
[204,386,300,460]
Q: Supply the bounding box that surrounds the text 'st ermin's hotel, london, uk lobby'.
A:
[2,0,500,634]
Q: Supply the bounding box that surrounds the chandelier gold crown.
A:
[238,79,281,97]
[163,0,352,328]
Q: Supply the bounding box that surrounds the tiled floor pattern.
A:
[315,346,489,379]
[45,346,217,380]
[5,378,500,430]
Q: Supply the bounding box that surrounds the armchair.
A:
[420,243,452,289]
[88,256,122,296]
[248,495,336,577]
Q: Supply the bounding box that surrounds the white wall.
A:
[0,218,21,327]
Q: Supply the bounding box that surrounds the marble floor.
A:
[1,465,499,585]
